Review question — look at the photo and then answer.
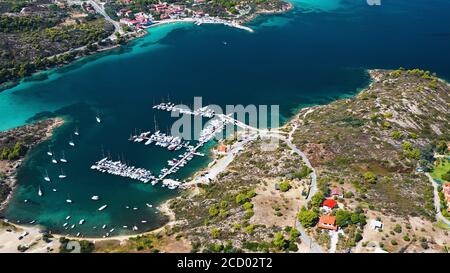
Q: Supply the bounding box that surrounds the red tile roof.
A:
[318,215,337,230]
[322,199,337,209]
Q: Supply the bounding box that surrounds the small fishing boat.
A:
[38,186,43,197]
[98,204,108,211]
[66,199,73,203]
[96,116,102,123]
[51,158,58,164]
[63,223,68,227]
[66,216,71,220]
[70,224,75,229]
[91,195,100,201]
[79,219,85,225]
[102,224,107,229]
[52,188,57,192]
[74,127,79,136]
[146,203,153,208]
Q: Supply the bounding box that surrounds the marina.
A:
[92,102,232,189]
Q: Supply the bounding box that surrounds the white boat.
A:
[66,216,71,220]
[52,158,58,164]
[70,224,75,229]
[98,205,108,211]
[146,203,153,208]
[63,223,68,227]
[60,151,67,163]
[44,170,51,182]
[96,116,102,123]
[59,169,67,179]
[38,186,43,197]
[122,225,128,229]
[74,127,79,136]
[69,140,75,147]
[91,195,100,201]
[79,219,85,225]
[132,207,138,210]
[132,226,138,231]
[66,199,73,203]
[47,146,53,156]
[52,188,57,192]
[76,232,81,237]
[141,220,147,223]
[102,224,107,229]
[109,228,115,233]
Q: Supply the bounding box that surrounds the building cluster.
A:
[116,2,195,28]
[443,182,450,213]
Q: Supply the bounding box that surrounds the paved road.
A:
[425,173,450,226]
[88,0,123,35]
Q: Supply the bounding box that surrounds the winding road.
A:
[425,173,450,226]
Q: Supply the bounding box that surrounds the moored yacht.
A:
[59,168,67,179]
[44,170,51,182]
[60,151,67,163]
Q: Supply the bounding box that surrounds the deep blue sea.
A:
[1,0,449,237]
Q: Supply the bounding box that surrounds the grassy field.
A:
[431,158,450,182]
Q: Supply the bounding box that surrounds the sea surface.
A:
[1,0,449,237]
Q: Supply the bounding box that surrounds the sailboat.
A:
[60,151,67,163]
[59,168,67,179]
[44,170,51,182]
[47,146,53,156]
[68,136,75,147]
[38,186,43,197]
[66,194,73,203]
[96,112,102,123]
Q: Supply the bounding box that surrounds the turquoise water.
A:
[1,0,450,237]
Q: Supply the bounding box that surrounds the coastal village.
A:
[0,0,449,255]
[0,0,291,86]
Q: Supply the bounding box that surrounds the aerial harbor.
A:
[0,0,449,257]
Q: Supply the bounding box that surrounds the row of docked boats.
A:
[90,157,155,183]
[152,102,215,118]
[129,130,190,151]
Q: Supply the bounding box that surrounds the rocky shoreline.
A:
[0,118,64,213]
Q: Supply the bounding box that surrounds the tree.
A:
[209,205,219,217]
[335,210,352,227]
[297,207,318,228]
[436,141,448,154]
[309,192,325,209]
[279,181,291,192]
[235,193,248,204]
[363,171,377,184]
[272,232,288,250]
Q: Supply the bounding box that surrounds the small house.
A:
[330,188,343,198]
[322,199,338,212]
[370,219,383,230]
[318,215,338,231]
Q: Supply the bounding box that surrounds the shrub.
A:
[279,181,291,192]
